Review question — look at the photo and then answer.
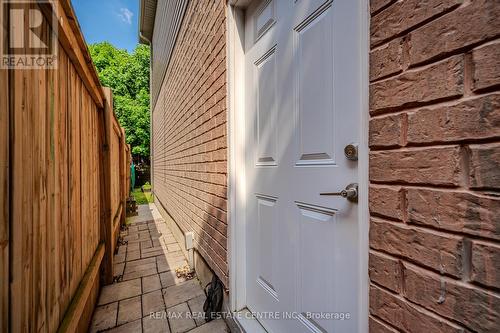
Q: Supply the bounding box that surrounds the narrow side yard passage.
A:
[90,204,229,333]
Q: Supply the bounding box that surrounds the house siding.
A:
[151,0,228,286]
[150,0,188,108]
[368,0,500,332]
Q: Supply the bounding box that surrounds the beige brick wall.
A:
[368,0,500,332]
[151,0,228,286]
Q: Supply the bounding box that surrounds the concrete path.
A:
[90,204,230,333]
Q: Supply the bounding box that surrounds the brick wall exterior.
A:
[151,0,228,286]
[368,1,500,332]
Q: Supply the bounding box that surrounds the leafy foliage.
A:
[88,42,150,158]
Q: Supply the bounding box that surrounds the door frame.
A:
[226,0,370,330]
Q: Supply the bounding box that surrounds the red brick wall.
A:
[151,0,228,286]
[368,0,500,332]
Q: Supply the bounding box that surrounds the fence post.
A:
[120,128,127,228]
[99,87,113,284]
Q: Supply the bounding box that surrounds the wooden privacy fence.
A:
[1,1,132,332]
[101,87,132,283]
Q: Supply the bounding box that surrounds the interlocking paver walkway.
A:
[90,204,230,333]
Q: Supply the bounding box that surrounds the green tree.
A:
[88,42,150,158]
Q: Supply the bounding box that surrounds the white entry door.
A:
[244,0,365,332]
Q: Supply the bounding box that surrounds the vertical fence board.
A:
[80,83,87,271]
[58,49,71,317]
[10,56,25,333]
[36,43,48,333]
[68,61,80,298]
[0,0,9,329]
[92,102,99,256]
[24,49,34,333]
[48,53,61,332]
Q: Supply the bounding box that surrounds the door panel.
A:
[256,194,279,300]
[295,4,335,166]
[255,47,278,166]
[244,0,363,332]
[296,203,337,332]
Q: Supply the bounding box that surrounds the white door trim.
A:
[226,0,370,330]
[227,2,248,312]
[357,0,370,331]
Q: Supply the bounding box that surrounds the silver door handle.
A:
[320,183,358,203]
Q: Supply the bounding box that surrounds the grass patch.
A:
[132,187,153,205]
[144,191,153,203]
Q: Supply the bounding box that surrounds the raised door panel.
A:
[256,195,279,301]
[296,202,336,333]
[255,0,276,41]
[294,3,335,166]
[255,46,278,166]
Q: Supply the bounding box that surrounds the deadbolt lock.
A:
[344,143,358,161]
[320,183,359,203]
